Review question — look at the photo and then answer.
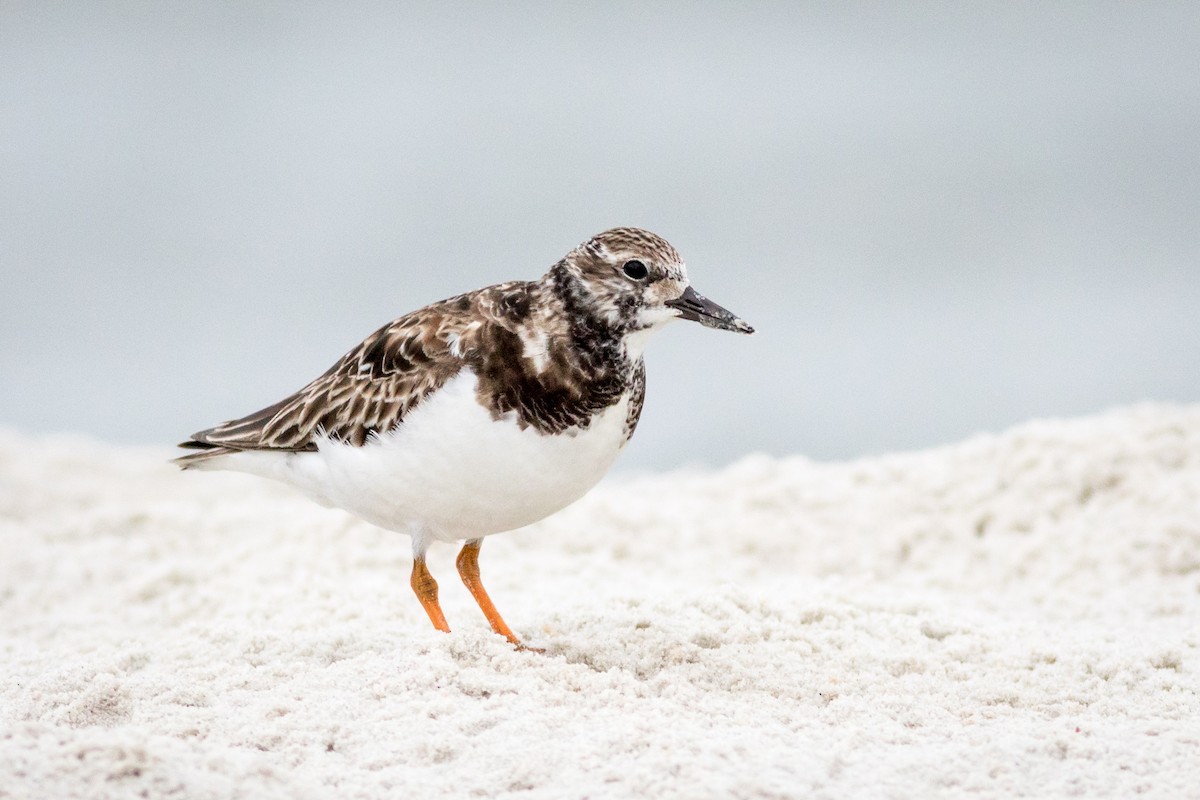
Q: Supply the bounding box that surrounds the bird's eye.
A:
[622,260,649,280]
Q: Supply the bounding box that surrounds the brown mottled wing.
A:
[179,288,504,454]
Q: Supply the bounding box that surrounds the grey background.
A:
[3,3,1198,471]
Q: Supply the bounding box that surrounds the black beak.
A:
[665,286,754,334]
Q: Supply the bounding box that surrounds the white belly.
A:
[218,371,633,541]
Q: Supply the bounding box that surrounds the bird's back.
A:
[176,281,529,466]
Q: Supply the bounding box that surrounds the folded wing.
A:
[174,292,492,466]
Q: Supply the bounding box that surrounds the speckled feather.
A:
[175,228,682,465]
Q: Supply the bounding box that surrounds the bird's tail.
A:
[172,441,237,470]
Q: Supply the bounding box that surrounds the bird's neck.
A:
[468,270,639,435]
[541,262,634,377]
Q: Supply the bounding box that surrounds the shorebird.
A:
[176,228,753,648]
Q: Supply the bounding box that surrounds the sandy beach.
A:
[2,404,1198,798]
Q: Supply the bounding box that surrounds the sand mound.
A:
[2,405,1198,798]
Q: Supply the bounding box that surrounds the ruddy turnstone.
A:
[176,227,752,648]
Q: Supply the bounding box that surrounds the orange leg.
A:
[410,558,450,633]
[456,540,540,651]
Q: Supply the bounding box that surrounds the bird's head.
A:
[553,227,753,354]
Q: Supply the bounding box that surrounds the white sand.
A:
[1,405,1198,799]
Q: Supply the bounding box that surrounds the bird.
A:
[175,227,753,649]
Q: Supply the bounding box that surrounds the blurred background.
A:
[2,2,1198,471]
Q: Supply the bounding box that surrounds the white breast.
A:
[221,371,633,542]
